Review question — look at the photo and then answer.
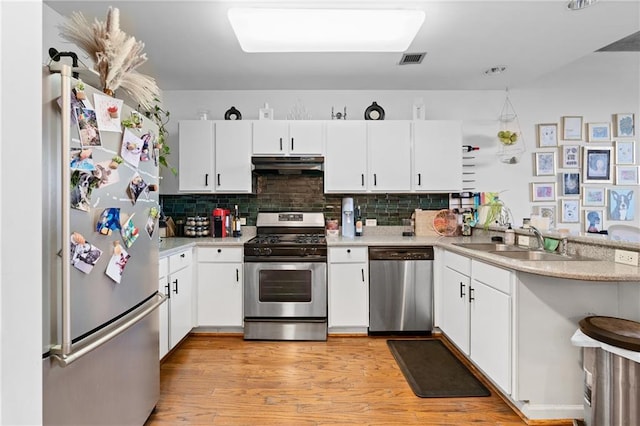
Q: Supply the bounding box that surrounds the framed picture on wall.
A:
[584,209,604,233]
[608,188,636,221]
[582,187,606,207]
[560,199,580,223]
[562,116,583,140]
[615,140,636,165]
[616,166,639,185]
[534,151,556,176]
[531,182,556,202]
[560,144,580,169]
[583,146,613,183]
[537,123,558,147]
[587,122,611,142]
[614,113,635,137]
[561,172,580,196]
[532,205,556,229]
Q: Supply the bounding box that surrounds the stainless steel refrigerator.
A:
[42,65,165,425]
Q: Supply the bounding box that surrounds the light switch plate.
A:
[365,219,377,227]
[517,235,530,247]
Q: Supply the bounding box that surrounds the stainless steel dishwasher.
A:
[368,246,434,334]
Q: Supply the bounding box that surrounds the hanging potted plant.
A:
[142,99,177,176]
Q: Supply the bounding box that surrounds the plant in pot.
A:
[109,155,123,169]
[141,99,177,176]
[107,105,119,118]
[75,80,86,100]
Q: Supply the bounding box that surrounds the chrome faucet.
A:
[530,226,545,251]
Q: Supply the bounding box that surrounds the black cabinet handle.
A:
[180,253,185,258]
[173,279,179,294]
[361,269,365,282]
[279,138,283,151]
[418,173,421,186]
[469,287,475,302]
[164,283,171,299]
[291,138,294,151]
[361,174,365,186]
[205,174,209,186]
[217,173,221,186]
[460,282,466,298]
[217,248,222,253]
[374,174,377,186]
[236,268,239,282]
[347,249,351,253]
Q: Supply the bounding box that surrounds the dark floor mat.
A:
[387,339,491,398]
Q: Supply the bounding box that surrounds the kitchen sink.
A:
[452,242,527,252]
[491,250,587,261]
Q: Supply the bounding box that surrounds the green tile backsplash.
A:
[160,175,448,225]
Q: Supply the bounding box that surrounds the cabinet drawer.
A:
[159,257,169,279]
[169,249,192,273]
[472,260,512,294]
[329,247,368,263]
[444,250,471,276]
[198,246,243,262]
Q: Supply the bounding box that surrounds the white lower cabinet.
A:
[197,247,243,327]
[159,248,194,355]
[328,247,369,330]
[440,250,513,394]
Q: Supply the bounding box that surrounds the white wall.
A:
[0,1,43,424]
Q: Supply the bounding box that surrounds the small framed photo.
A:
[560,199,580,223]
[608,188,636,221]
[583,146,613,183]
[584,209,604,233]
[562,116,583,141]
[616,166,639,185]
[614,113,635,137]
[582,187,606,207]
[534,151,556,176]
[560,144,581,169]
[532,205,556,229]
[531,182,556,202]
[561,172,580,196]
[587,122,611,142]
[615,140,636,165]
[537,123,558,147]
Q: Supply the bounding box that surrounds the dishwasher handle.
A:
[369,246,434,261]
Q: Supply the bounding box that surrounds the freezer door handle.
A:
[50,292,167,367]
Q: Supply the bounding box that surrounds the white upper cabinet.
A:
[253,121,323,155]
[178,120,214,191]
[367,121,412,192]
[214,121,253,193]
[325,121,368,192]
[412,120,462,192]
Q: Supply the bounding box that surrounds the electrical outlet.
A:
[240,217,247,226]
[365,219,377,227]
[517,235,530,247]
[614,249,639,266]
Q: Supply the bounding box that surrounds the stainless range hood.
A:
[252,156,324,175]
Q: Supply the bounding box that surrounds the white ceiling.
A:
[45,0,640,91]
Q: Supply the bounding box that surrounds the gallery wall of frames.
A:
[531,113,637,233]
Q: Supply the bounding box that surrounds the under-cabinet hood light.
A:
[227,8,425,53]
[567,0,598,10]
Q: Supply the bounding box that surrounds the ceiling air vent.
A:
[399,52,426,65]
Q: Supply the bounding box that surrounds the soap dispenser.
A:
[505,224,515,245]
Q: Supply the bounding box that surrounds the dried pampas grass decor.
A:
[59,6,159,109]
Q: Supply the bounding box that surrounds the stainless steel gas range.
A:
[243,212,327,341]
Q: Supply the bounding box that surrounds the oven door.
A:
[244,262,327,319]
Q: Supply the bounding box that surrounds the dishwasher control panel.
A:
[368,246,434,261]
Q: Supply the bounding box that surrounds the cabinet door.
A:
[252,121,288,155]
[178,120,214,191]
[168,264,193,349]
[441,266,470,355]
[470,279,511,394]
[413,121,462,192]
[328,263,369,327]
[289,121,323,154]
[367,121,411,192]
[197,263,243,327]
[214,121,253,193]
[325,122,367,192]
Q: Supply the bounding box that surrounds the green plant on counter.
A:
[141,99,177,176]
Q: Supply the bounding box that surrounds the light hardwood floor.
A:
[145,335,572,426]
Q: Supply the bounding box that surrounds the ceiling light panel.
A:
[228,8,425,52]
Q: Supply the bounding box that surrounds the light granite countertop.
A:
[159,226,639,282]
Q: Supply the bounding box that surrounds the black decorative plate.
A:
[364,102,385,120]
[224,106,242,120]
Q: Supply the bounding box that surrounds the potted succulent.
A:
[107,105,119,118]
[75,80,86,100]
[109,155,123,169]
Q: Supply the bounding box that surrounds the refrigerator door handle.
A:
[51,292,167,367]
